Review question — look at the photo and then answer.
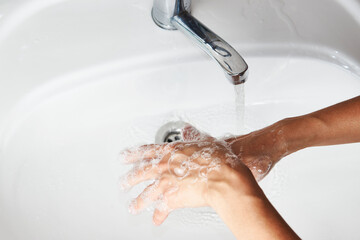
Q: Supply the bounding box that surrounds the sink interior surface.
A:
[1,56,360,240]
[0,0,360,239]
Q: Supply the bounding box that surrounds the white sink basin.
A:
[0,0,359,239]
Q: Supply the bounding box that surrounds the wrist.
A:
[206,166,300,239]
[205,165,265,210]
[226,121,291,164]
[279,115,321,154]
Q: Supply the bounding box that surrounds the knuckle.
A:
[158,161,168,171]
[159,176,176,189]
[159,176,170,186]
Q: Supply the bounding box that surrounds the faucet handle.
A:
[152,0,191,30]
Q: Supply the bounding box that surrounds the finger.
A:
[129,181,164,214]
[120,159,169,190]
[119,144,165,164]
[182,125,214,142]
[153,208,170,226]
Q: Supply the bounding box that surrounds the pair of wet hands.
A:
[119,125,275,225]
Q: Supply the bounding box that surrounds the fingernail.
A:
[128,200,138,215]
[119,176,131,192]
[153,215,161,226]
[118,148,131,163]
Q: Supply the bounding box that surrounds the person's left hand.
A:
[120,125,257,225]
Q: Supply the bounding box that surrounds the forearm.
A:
[208,170,300,240]
[226,96,360,179]
[281,95,360,154]
[204,96,359,239]
[230,96,360,156]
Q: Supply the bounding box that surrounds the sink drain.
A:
[155,121,187,144]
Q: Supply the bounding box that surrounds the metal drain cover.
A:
[155,121,188,144]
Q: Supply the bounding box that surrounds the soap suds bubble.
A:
[249,156,273,182]
[174,167,187,177]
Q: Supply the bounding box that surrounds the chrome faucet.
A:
[152,0,249,85]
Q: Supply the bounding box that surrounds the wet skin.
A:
[120,95,360,239]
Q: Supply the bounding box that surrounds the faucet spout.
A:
[152,0,248,85]
[172,12,248,85]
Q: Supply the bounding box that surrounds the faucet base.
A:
[151,8,177,30]
[151,0,191,31]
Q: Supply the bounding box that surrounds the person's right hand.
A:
[228,96,360,182]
